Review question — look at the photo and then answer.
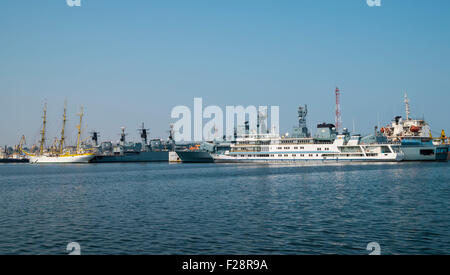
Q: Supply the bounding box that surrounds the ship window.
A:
[420,149,434,156]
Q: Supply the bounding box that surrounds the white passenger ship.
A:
[213,123,403,163]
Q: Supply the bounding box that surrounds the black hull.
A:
[91,151,169,163]
[176,151,214,163]
[0,159,29,163]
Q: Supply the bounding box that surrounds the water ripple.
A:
[0,162,449,254]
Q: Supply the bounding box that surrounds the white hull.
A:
[213,154,402,163]
[28,154,95,164]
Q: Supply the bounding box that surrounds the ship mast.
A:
[76,106,84,153]
[59,101,67,154]
[140,123,149,152]
[298,105,309,138]
[404,93,410,120]
[39,103,47,155]
[335,87,342,133]
[119,127,127,146]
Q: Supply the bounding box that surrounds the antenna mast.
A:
[298,105,309,138]
[120,127,127,145]
[140,123,149,152]
[335,87,342,132]
[76,106,84,153]
[404,92,410,120]
[59,100,67,154]
[91,131,99,147]
[39,103,47,155]
[169,124,175,141]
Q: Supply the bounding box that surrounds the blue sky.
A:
[1,0,449,145]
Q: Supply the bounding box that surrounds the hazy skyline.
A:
[1,0,450,145]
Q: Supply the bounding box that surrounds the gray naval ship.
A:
[176,141,230,163]
[176,111,268,163]
[90,124,175,163]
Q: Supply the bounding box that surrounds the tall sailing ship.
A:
[22,103,95,164]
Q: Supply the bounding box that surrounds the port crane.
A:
[17,135,27,152]
[430,130,449,145]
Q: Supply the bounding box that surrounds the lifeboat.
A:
[189,144,201,151]
[381,127,391,135]
[410,126,421,133]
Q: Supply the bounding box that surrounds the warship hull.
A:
[0,158,29,163]
[91,151,169,163]
[176,151,214,163]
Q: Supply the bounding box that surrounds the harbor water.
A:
[0,162,449,255]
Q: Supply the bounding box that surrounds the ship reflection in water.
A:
[0,162,449,255]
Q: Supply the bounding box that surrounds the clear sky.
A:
[1,0,449,145]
